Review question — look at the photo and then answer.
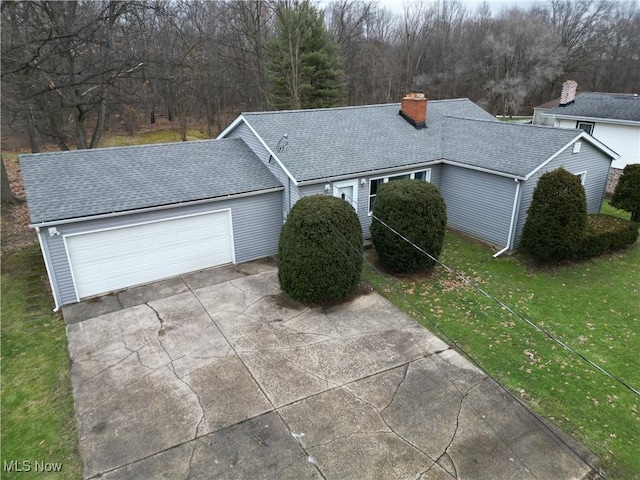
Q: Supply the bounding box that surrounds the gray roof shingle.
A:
[243,98,498,182]
[544,92,640,122]
[20,138,281,224]
[443,117,583,177]
[242,98,587,181]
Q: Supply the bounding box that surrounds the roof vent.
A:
[399,93,427,129]
[559,80,578,106]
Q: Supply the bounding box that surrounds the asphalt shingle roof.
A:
[242,98,583,182]
[20,138,281,224]
[544,92,640,122]
[443,117,583,177]
[242,99,498,182]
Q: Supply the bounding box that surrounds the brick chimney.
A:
[559,80,578,106]
[400,93,427,129]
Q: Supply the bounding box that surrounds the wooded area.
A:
[2,0,638,152]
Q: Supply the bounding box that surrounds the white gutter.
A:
[493,179,521,258]
[441,160,525,180]
[540,113,640,127]
[29,186,284,229]
[296,160,443,186]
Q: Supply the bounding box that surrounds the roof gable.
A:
[20,138,281,224]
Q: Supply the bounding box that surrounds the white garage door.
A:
[66,211,233,299]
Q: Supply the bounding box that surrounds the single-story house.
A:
[533,80,640,169]
[21,95,617,308]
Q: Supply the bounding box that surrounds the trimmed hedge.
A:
[521,168,587,261]
[578,214,639,258]
[371,179,447,272]
[278,195,363,303]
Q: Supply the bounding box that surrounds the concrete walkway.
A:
[63,261,596,479]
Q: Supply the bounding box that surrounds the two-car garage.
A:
[20,138,284,309]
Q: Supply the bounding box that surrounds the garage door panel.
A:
[66,211,233,299]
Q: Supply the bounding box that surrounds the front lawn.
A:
[1,245,82,479]
[364,222,639,478]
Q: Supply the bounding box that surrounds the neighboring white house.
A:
[535,81,640,170]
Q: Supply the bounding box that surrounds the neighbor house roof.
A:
[20,138,282,224]
[543,92,640,123]
[241,98,498,183]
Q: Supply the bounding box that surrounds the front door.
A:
[332,179,358,210]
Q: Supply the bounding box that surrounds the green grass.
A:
[98,128,208,148]
[1,246,82,479]
[364,211,639,478]
[601,199,632,221]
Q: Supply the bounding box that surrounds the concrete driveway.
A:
[63,260,596,479]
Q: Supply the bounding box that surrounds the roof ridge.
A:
[444,115,581,133]
[19,137,232,159]
[242,98,473,115]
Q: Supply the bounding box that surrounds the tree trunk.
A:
[89,99,107,148]
[75,108,88,149]
[48,111,70,151]
[27,108,40,153]
[1,156,19,203]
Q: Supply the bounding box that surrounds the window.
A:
[574,171,587,185]
[369,169,431,212]
[576,121,594,135]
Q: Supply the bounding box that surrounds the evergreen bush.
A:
[278,195,362,303]
[370,179,447,272]
[610,164,640,222]
[521,168,587,261]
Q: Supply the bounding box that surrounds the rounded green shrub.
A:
[521,167,587,261]
[370,179,447,272]
[610,164,640,222]
[278,195,363,303]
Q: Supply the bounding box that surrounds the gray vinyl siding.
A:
[513,140,612,248]
[38,230,74,308]
[226,121,299,220]
[41,192,282,306]
[298,164,441,237]
[298,181,369,236]
[439,165,517,247]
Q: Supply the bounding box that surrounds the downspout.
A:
[35,227,61,312]
[493,179,521,258]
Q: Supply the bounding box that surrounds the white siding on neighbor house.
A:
[556,118,639,169]
[226,121,299,219]
[513,140,611,248]
[439,165,518,248]
[41,192,282,306]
